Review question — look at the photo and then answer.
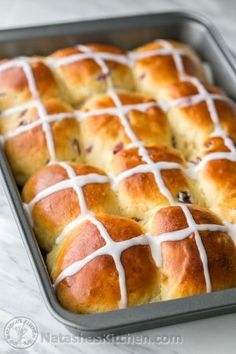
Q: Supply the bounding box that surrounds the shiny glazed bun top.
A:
[1,38,236,315]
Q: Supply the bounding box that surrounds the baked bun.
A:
[22,163,117,251]
[149,205,236,300]
[110,145,197,221]
[159,80,236,160]
[47,214,159,313]
[3,39,236,315]
[195,137,236,223]
[1,99,81,185]
[48,44,134,105]
[0,58,59,110]
[131,40,206,99]
[47,205,236,314]
[80,91,171,171]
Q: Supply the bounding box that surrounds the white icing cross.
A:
[148,204,228,292]
[0,58,70,163]
[46,39,236,169]
[1,41,235,306]
[0,55,168,155]
[157,40,236,168]
[0,103,74,143]
[50,44,224,300]
[24,161,110,225]
[55,204,227,296]
[54,212,149,309]
[73,45,181,204]
[0,48,182,205]
[47,41,196,68]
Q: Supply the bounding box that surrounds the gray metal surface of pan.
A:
[0,11,236,336]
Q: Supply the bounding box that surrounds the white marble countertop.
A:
[0,1,235,353]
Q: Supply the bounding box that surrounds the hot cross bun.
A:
[48,44,134,105]
[132,40,207,99]
[22,162,118,251]
[0,58,59,110]
[1,38,236,315]
[80,91,171,170]
[47,214,159,313]
[0,99,81,185]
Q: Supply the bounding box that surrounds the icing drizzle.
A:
[0,40,235,306]
[157,40,236,168]
[49,44,228,298]
[0,58,73,162]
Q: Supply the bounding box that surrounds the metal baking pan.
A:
[0,11,236,337]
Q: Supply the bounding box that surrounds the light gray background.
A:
[0,1,235,353]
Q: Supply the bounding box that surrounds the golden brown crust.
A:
[164,80,236,223]
[49,44,134,105]
[160,81,236,160]
[196,137,236,223]
[2,39,236,315]
[110,145,196,220]
[2,99,81,185]
[151,205,236,300]
[22,163,118,251]
[0,59,59,110]
[132,40,207,99]
[47,214,159,313]
[80,91,171,170]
